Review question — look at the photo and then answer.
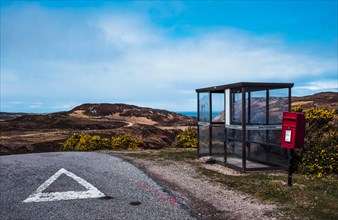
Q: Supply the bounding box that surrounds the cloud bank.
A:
[1,4,337,112]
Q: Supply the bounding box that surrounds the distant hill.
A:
[69,103,196,126]
[0,92,336,155]
[0,112,28,121]
[1,92,336,122]
[0,104,196,155]
[292,92,338,110]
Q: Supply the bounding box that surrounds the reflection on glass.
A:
[269,89,288,124]
[268,130,282,145]
[198,125,210,154]
[247,144,288,168]
[232,92,242,124]
[211,126,225,156]
[212,93,225,122]
[246,129,287,168]
[249,130,266,143]
[250,91,266,125]
[226,128,243,168]
[232,91,249,125]
[199,93,210,122]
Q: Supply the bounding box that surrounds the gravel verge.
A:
[120,157,284,220]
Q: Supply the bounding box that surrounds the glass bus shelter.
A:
[196,82,294,172]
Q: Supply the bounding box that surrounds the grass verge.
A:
[198,167,338,219]
[122,148,198,161]
[119,148,338,219]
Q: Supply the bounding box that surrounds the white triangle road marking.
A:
[23,168,105,203]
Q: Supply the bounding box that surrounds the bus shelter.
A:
[196,82,294,172]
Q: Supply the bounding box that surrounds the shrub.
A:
[100,138,110,149]
[63,133,81,151]
[176,127,198,148]
[63,133,111,151]
[75,133,94,151]
[292,106,337,177]
[111,134,143,150]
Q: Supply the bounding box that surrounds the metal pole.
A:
[209,92,212,156]
[197,92,200,156]
[224,90,227,164]
[288,149,294,186]
[287,87,293,186]
[242,87,246,173]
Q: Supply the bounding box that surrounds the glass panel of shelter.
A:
[225,88,290,171]
[197,83,293,172]
[199,92,210,123]
[226,89,246,169]
[246,90,268,169]
[212,93,224,123]
[198,92,210,155]
[210,93,225,162]
[268,88,289,166]
[198,125,210,155]
[247,88,289,168]
[269,88,289,125]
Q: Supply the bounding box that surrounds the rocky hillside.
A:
[0,104,196,155]
[1,92,336,156]
[292,92,338,110]
[0,112,126,132]
[0,112,28,121]
[69,103,196,126]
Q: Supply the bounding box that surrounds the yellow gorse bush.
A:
[176,127,198,148]
[292,105,337,178]
[63,133,81,151]
[75,133,94,151]
[63,133,110,151]
[63,133,143,151]
[111,134,143,150]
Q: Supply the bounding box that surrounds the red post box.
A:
[281,112,306,149]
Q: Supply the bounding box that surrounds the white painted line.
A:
[23,168,105,203]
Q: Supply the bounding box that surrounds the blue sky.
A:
[1,0,337,113]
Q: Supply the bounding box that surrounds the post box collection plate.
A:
[285,130,292,142]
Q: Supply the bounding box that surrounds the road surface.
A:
[0,152,194,219]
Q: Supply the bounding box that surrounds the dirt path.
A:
[120,156,284,220]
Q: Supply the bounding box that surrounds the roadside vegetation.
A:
[111,134,143,150]
[121,147,338,220]
[175,127,197,148]
[118,106,338,219]
[200,169,338,219]
[291,106,337,177]
[62,106,337,218]
[62,126,197,152]
[63,133,143,151]
[63,133,109,151]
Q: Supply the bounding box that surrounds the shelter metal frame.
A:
[196,82,294,172]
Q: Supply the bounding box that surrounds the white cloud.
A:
[298,81,338,91]
[28,103,43,109]
[1,4,337,112]
[97,15,163,48]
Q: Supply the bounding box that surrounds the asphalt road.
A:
[0,152,194,220]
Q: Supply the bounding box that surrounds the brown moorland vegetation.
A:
[0,92,336,155]
[0,104,196,155]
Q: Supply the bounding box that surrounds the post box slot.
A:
[283,117,296,121]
